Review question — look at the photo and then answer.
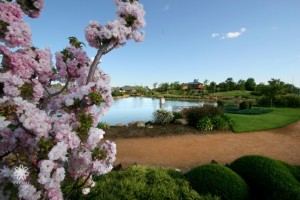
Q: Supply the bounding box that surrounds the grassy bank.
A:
[227,107,300,132]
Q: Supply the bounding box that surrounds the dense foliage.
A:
[182,106,231,131]
[257,94,300,108]
[64,165,220,200]
[229,155,300,200]
[185,164,249,200]
[182,106,224,127]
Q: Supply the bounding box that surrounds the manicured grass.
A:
[227,107,300,132]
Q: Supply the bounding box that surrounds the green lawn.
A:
[227,107,300,133]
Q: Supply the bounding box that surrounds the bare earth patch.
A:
[109,121,300,171]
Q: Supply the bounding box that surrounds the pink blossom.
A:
[87,127,104,150]
[0,2,33,47]
[0,117,11,130]
[52,167,65,182]
[38,172,50,185]
[45,188,63,200]
[82,187,90,195]
[48,142,68,161]
[39,160,55,173]
[18,182,41,200]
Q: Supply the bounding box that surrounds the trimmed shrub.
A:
[183,106,224,127]
[153,109,174,124]
[185,164,249,200]
[196,117,213,131]
[239,101,253,110]
[217,100,224,107]
[229,155,300,200]
[65,165,220,200]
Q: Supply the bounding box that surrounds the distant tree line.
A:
[153,77,299,95]
[153,78,300,107]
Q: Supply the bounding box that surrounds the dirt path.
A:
[114,121,300,171]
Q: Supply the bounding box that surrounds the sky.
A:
[26,0,300,88]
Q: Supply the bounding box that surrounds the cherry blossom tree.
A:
[0,0,145,199]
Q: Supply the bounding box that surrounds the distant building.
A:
[181,80,205,90]
[120,86,136,93]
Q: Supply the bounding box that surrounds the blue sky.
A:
[27,0,300,88]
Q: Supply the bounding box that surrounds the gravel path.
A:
[114,120,300,171]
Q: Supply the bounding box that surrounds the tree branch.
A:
[86,49,103,84]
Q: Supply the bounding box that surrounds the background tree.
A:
[245,78,256,91]
[261,79,285,106]
[170,81,181,90]
[203,79,209,93]
[225,77,236,91]
[153,82,158,90]
[157,82,170,92]
[208,81,217,93]
[236,79,245,91]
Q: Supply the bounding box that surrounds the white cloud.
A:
[240,27,247,33]
[225,31,242,38]
[212,27,247,39]
[211,33,220,38]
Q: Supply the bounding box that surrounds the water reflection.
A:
[100,97,215,125]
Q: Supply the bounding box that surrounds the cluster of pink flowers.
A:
[55,46,91,83]
[21,0,44,18]
[0,0,145,199]
[0,1,31,47]
[85,0,146,48]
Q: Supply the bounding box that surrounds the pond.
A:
[100,97,217,125]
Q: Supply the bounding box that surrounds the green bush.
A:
[196,117,213,131]
[96,121,110,130]
[65,165,220,200]
[153,109,174,124]
[258,94,300,108]
[217,100,224,107]
[183,106,224,127]
[229,155,300,200]
[172,111,184,122]
[274,94,300,108]
[212,115,231,130]
[185,164,249,200]
[111,90,124,97]
[239,101,253,110]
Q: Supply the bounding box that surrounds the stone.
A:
[137,121,146,128]
[146,125,154,129]
[174,118,189,125]
[115,123,126,127]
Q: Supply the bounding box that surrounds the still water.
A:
[100,97,215,125]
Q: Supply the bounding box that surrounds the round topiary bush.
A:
[229,155,300,200]
[185,164,249,200]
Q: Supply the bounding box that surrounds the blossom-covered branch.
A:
[0,0,145,199]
